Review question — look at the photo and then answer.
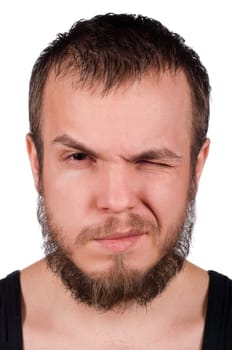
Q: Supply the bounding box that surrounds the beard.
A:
[38,196,195,311]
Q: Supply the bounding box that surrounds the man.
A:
[0,13,231,350]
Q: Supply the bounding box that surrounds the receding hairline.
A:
[47,57,184,94]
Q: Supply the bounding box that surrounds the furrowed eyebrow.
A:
[52,134,100,158]
[52,134,183,162]
[128,149,183,162]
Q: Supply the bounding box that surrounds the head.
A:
[27,13,210,311]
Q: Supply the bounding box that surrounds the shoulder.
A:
[0,271,21,304]
[0,271,22,349]
[208,270,232,304]
[209,269,232,284]
[0,270,20,287]
[202,271,232,349]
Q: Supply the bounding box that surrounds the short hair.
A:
[29,13,210,167]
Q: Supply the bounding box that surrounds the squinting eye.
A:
[71,153,89,161]
[138,160,170,167]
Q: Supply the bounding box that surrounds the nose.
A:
[96,163,137,214]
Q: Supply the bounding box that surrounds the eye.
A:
[137,160,171,168]
[65,152,95,168]
[70,152,89,161]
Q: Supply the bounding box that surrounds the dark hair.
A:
[29,13,210,167]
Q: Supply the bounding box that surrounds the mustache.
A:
[76,213,159,246]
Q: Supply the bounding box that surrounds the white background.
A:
[0,0,231,278]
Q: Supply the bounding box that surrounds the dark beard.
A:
[38,196,195,311]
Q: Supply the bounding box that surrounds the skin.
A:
[22,70,210,349]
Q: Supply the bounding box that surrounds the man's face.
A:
[28,70,208,309]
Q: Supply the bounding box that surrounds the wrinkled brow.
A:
[128,149,183,162]
[52,134,183,161]
[52,134,100,158]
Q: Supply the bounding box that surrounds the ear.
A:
[26,133,40,193]
[195,138,210,187]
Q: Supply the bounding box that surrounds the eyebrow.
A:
[52,134,183,162]
[129,149,183,163]
[52,134,100,158]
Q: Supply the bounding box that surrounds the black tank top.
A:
[0,270,232,349]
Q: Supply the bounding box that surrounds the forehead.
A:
[41,70,192,156]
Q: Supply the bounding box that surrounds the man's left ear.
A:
[195,138,210,187]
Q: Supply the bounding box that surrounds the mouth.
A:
[94,231,146,252]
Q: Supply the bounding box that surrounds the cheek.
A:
[141,170,191,227]
[42,168,95,230]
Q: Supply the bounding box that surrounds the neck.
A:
[21,259,208,328]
